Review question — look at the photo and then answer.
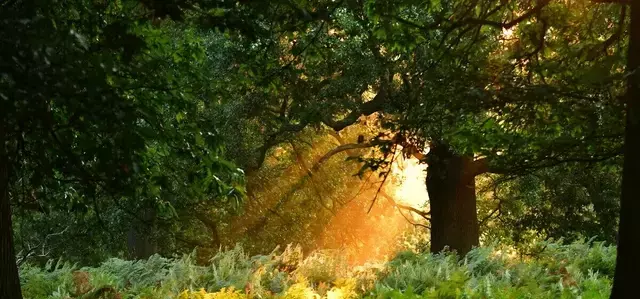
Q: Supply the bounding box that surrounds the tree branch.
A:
[322,88,388,131]
[194,212,218,231]
[479,199,503,227]
[326,130,358,156]
[460,0,552,30]
[472,148,623,177]
[311,142,378,172]
[590,5,626,58]
[379,190,430,220]
[194,212,221,247]
[471,157,495,176]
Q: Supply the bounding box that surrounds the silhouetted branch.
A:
[472,148,623,177]
[322,88,388,131]
[379,190,431,221]
[311,142,378,171]
[460,0,552,30]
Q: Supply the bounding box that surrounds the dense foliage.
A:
[2,0,249,265]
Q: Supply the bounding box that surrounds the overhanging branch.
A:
[311,142,378,172]
[379,190,430,220]
[322,88,388,131]
[472,149,623,177]
[247,87,388,173]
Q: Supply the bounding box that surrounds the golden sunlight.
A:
[390,154,429,209]
[317,149,430,265]
[502,28,514,39]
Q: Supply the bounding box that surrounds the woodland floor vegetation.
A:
[20,240,615,299]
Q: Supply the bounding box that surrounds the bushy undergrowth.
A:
[370,240,615,299]
[20,240,614,299]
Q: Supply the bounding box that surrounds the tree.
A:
[611,0,640,297]
[0,1,245,297]
[364,0,626,254]
[208,0,627,257]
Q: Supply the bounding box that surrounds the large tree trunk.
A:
[611,1,640,298]
[426,144,479,256]
[0,125,23,299]
[127,208,157,260]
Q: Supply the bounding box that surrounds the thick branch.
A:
[322,88,387,131]
[313,133,427,173]
[311,142,378,171]
[194,212,218,232]
[471,149,623,177]
[194,212,221,246]
[326,130,359,157]
[471,158,497,176]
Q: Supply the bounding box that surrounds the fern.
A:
[19,240,614,299]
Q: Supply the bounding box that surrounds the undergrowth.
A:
[19,240,614,298]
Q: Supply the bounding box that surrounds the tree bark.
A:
[0,124,23,299]
[126,208,157,260]
[611,0,640,297]
[426,144,479,256]
[194,212,222,248]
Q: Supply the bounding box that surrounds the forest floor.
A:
[20,240,614,299]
